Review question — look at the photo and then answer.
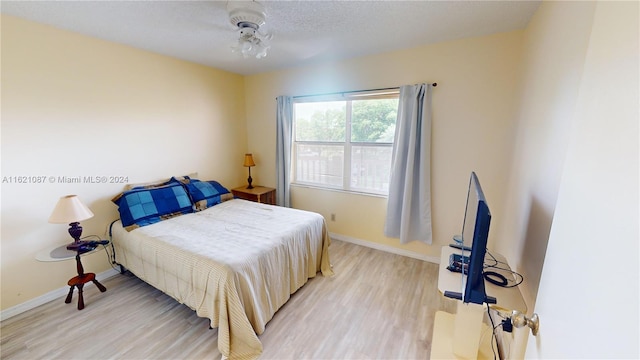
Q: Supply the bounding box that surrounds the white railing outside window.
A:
[292,92,398,196]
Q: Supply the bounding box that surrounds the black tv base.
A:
[443,291,497,304]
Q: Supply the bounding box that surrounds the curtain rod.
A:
[291,82,437,99]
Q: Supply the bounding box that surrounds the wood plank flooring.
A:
[1,240,455,359]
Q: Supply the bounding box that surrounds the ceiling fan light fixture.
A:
[229,7,265,28]
[228,1,271,59]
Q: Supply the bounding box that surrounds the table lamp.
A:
[49,194,107,309]
[243,153,256,189]
[49,195,94,246]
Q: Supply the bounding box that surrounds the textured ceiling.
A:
[1,0,541,75]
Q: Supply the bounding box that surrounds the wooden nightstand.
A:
[232,186,276,205]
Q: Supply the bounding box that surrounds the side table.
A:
[36,242,108,310]
[231,185,276,205]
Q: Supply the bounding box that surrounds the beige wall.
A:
[527,1,638,357]
[491,2,598,357]
[496,0,596,309]
[245,31,524,260]
[1,15,247,310]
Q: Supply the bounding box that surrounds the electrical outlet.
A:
[330,213,336,221]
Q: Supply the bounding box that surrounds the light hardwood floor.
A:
[1,240,455,359]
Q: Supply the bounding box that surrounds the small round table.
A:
[36,242,108,310]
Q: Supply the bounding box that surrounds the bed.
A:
[109,177,333,360]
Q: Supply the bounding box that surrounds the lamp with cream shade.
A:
[48,194,107,310]
[49,195,94,245]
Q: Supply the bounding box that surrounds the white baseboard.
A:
[329,232,440,264]
[1,268,120,321]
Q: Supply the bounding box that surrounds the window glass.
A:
[295,144,344,187]
[351,99,398,143]
[294,101,345,142]
[351,145,393,194]
[293,93,398,196]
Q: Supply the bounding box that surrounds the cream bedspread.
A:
[110,199,333,360]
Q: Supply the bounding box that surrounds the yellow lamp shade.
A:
[243,153,256,167]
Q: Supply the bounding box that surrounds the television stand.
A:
[431,246,527,359]
[431,306,493,359]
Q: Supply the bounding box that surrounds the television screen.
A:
[445,172,497,305]
[462,172,497,304]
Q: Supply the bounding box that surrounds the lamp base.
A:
[68,222,83,242]
[247,174,254,189]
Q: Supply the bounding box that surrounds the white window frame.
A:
[291,90,399,196]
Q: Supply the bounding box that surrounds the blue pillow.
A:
[113,181,193,231]
[183,179,232,211]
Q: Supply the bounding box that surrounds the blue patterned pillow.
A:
[113,181,194,231]
[183,179,232,211]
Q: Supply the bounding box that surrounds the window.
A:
[292,92,399,195]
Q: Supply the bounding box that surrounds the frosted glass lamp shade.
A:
[49,195,94,224]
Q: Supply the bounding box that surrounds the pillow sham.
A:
[183,179,232,211]
[113,181,193,231]
[122,173,198,191]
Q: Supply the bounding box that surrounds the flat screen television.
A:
[445,172,497,305]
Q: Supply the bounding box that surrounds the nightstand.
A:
[231,186,276,205]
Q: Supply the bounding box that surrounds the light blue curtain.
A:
[384,83,433,244]
[276,96,293,207]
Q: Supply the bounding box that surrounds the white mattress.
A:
[111,199,333,360]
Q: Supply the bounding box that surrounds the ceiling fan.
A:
[227,1,272,59]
